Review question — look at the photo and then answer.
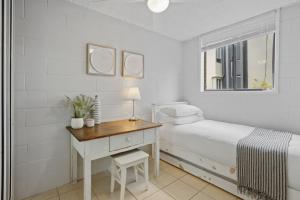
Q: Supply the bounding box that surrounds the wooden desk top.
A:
[66,119,161,142]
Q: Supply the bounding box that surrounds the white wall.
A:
[183,3,300,134]
[13,0,183,199]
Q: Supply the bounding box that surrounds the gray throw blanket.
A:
[237,128,292,200]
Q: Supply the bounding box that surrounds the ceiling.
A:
[67,0,300,41]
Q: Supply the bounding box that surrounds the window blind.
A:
[200,10,277,51]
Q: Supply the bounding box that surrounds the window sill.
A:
[200,88,278,95]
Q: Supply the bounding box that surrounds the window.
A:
[200,11,278,92]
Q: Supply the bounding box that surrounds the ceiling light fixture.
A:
[147,0,170,13]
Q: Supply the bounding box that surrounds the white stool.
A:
[110,149,149,200]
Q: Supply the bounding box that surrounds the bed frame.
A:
[152,102,300,200]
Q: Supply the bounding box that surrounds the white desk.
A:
[67,119,161,200]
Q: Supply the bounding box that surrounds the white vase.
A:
[71,118,84,129]
[92,95,102,124]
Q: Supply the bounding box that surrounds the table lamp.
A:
[128,87,141,121]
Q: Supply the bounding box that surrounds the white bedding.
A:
[160,120,300,191]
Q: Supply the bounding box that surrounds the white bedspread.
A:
[160,120,300,191]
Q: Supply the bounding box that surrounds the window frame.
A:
[199,9,280,94]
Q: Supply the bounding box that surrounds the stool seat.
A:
[110,149,149,200]
[112,150,149,166]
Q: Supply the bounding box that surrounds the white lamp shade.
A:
[128,87,141,100]
[147,0,169,13]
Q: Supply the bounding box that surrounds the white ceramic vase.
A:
[92,95,102,124]
[71,118,84,129]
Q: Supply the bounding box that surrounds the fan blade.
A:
[88,0,207,3]
[87,0,211,4]
[88,0,145,2]
[171,0,206,3]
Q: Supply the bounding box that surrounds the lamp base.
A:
[129,117,138,121]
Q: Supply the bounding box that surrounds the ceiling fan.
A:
[91,0,199,13]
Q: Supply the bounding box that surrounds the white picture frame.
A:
[87,43,116,76]
[122,51,144,79]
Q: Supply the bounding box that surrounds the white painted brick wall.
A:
[183,3,300,134]
[13,0,183,199]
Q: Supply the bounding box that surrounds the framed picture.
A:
[122,51,144,79]
[87,43,116,76]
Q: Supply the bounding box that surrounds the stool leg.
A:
[120,167,127,200]
[110,162,115,193]
[144,158,149,190]
[134,166,138,182]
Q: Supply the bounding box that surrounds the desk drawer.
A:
[110,131,143,152]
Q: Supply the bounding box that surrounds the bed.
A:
[152,102,300,200]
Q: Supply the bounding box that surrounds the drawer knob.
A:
[126,137,131,142]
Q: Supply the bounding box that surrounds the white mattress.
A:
[160,120,300,191]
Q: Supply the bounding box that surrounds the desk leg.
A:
[71,141,77,183]
[151,144,155,160]
[154,128,160,177]
[83,158,91,200]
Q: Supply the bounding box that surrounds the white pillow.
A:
[174,115,204,125]
[156,112,174,124]
[157,111,204,125]
[160,105,203,117]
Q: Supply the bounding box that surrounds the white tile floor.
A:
[23,160,241,200]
